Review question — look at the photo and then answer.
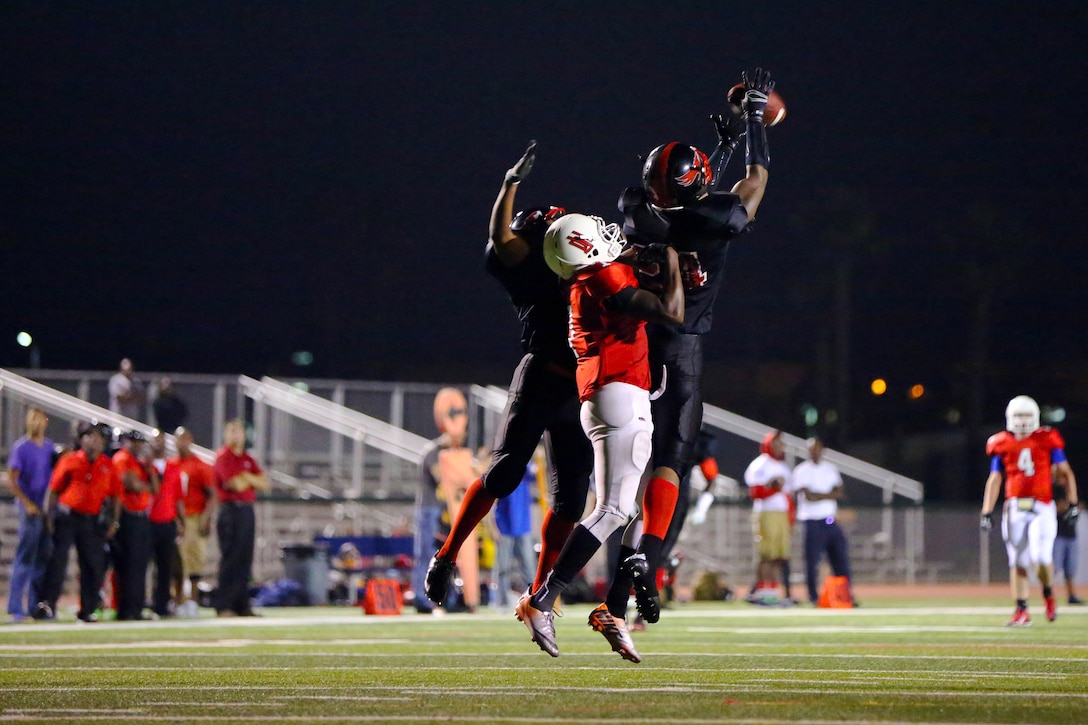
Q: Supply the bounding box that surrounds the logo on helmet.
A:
[567,231,594,254]
[675,153,710,188]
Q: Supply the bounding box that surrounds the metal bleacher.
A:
[2,366,968,594]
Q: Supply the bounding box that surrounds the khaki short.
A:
[757,510,791,560]
[180,514,209,578]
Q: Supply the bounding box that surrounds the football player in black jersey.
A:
[605,69,775,625]
[424,142,594,608]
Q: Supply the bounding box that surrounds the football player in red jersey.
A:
[514,213,683,662]
[981,395,1078,625]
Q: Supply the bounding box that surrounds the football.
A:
[727,83,787,127]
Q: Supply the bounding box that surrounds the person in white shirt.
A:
[744,430,793,603]
[793,437,854,605]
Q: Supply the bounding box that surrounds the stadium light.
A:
[801,404,818,427]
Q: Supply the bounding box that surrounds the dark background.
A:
[3,2,1086,499]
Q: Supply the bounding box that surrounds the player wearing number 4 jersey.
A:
[981,395,1078,626]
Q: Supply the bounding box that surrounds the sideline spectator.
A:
[152,377,188,433]
[744,430,793,605]
[213,419,268,617]
[6,407,55,622]
[112,431,159,620]
[174,427,217,617]
[493,459,538,607]
[37,422,122,622]
[422,388,481,612]
[108,358,146,420]
[149,433,185,617]
[793,437,855,606]
[1053,467,1082,605]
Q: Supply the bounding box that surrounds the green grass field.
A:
[2,591,1086,724]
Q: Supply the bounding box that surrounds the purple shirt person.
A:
[7,407,55,620]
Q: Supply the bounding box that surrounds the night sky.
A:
[3,2,1087,475]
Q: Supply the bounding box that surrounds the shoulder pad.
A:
[1039,426,1065,449]
[986,431,1011,456]
[618,186,647,213]
[691,192,749,234]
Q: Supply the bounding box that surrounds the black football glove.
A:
[634,243,671,267]
[505,140,537,184]
[980,512,994,532]
[627,243,670,292]
[741,68,775,123]
[1063,505,1080,526]
[711,105,745,152]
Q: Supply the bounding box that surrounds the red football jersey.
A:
[112,448,152,513]
[568,262,649,402]
[985,427,1065,502]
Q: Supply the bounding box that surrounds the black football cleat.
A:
[620,553,660,624]
[424,555,456,607]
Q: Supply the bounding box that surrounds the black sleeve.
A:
[693,193,750,235]
[601,286,639,314]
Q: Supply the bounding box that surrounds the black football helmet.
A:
[642,143,712,210]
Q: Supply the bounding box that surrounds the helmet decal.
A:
[676,151,711,188]
[566,230,595,254]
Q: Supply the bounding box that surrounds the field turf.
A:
[1,590,1086,724]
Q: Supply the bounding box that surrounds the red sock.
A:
[436,478,495,560]
[532,509,576,594]
[642,477,679,539]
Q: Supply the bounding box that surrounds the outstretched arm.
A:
[708,103,744,192]
[488,141,537,267]
[730,68,773,220]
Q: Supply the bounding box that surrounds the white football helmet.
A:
[1005,395,1040,437]
[542,213,626,280]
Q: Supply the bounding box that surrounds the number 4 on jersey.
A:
[1017,447,1035,477]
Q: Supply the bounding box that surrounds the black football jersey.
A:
[619,187,749,335]
[484,235,576,370]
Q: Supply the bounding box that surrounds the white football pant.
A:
[578,381,653,543]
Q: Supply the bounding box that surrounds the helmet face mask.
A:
[1005,395,1040,438]
[542,213,627,279]
[642,142,713,210]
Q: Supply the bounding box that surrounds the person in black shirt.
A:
[425,142,593,607]
[1053,469,1082,604]
[606,69,775,625]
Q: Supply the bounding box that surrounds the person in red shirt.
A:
[982,395,1079,626]
[148,433,185,617]
[516,212,683,662]
[111,431,159,620]
[36,422,122,622]
[172,427,217,616]
[213,419,269,617]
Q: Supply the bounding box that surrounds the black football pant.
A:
[113,511,152,619]
[482,352,592,521]
[648,326,704,478]
[803,519,852,603]
[215,502,255,614]
[149,520,179,615]
[40,511,106,619]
